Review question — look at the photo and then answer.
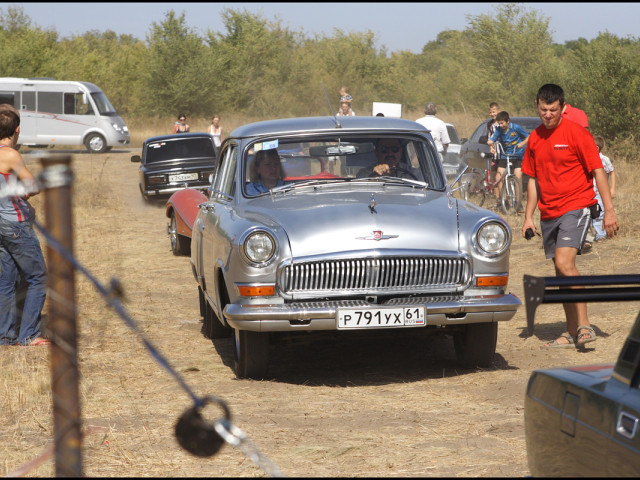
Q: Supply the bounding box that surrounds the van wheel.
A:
[85,133,107,153]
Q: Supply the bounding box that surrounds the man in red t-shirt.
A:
[521,84,619,349]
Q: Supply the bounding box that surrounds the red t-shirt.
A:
[562,104,589,129]
[522,118,602,220]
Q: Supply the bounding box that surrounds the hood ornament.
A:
[369,194,377,214]
[356,230,399,241]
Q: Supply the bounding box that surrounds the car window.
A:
[516,118,542,133]
[469,122,488,143]
[242,135,445,197]
[220,147,237,197]
[212,145,237,199]
[446,125,461,144]
[144,137,217,163]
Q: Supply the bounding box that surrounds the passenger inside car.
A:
[246,148,287,195]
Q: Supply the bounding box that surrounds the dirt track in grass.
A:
[2,148,638,477]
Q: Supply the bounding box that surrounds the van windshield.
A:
[90,92,118,116]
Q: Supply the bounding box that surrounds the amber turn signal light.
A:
[476,275,508,287]
[237,285,275,297]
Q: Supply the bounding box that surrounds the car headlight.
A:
[112,123,128,134]
[242,230,277,265]
[476,222,509,255]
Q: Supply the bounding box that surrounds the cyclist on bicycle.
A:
[487,111,529,203]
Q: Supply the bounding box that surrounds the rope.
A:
[2,177,284,477]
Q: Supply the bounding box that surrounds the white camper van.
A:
[0,77,130,153]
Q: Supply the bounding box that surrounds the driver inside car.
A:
[246,148,287,195]
[356,138,416,179]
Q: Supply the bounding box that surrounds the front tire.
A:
[454,322,498,368]
[202,295,231,339]
[169,212,190,256]
[233,329,269,379]
[85,133,108,153]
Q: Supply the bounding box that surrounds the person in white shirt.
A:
[415,102,450,156]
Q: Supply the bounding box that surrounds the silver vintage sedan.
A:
[166,116,520,379]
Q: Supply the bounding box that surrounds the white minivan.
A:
[0,77,130,153]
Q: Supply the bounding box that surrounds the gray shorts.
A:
[540,208,591,259]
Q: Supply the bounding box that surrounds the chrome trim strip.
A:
[223,293,520,331]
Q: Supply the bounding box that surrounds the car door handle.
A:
[198,202,215,213]
[617,411,639,439]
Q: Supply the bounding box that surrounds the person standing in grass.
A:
[172,113,189,133]
[521,83,619,349]
[208,115,222,149]
[591,135,616,242]
[0,107,49,346]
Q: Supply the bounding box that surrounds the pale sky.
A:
[12,2,640,54]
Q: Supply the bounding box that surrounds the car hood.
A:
[241,188,460,258]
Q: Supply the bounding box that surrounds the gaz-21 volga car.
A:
[131,132,218,201]
[524,274,640,476]
[165,116,521,379]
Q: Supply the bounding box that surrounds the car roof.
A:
[229,116,430,139]
[143,132,215,144]
[510,116,541,122]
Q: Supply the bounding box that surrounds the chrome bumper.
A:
[145,185,208,196]
[224,293,521,332]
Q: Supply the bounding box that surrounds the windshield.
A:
[243,135,444,197]
[90,92,118,116]
[145,137,217,164]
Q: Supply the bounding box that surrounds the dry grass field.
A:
[1,114,639,477]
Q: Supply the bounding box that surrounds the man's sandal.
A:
[542,332,576,349]
[576,325,597,346]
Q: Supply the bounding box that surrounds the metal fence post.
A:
[40,155,82,477]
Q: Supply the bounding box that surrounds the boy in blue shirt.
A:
[487,111,529,204]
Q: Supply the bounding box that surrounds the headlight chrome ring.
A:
[476,221,509,256]
[241,229,278,266]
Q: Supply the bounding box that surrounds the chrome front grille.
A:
[279,256,469,295]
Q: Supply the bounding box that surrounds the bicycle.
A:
[459,141,522,215]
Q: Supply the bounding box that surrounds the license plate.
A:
[337,306,426,329]
[169,173,198,182]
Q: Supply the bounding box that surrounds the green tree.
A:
[0,5,59,77]
[143,10,209,116]
[206,8,304,116]
[465,3,558,112]
[301,29,386,116]
[565,33,640,141]
[56,31,147,115]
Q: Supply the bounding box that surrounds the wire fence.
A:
[1,155,284,477]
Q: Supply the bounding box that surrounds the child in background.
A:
[339,86,353,114]
[592,135,616,242]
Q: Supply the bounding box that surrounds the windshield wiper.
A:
[269,178,350,194]
[353,176,428,188]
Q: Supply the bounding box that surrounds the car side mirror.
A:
[479,135,488,145]
[131,154,141,163]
